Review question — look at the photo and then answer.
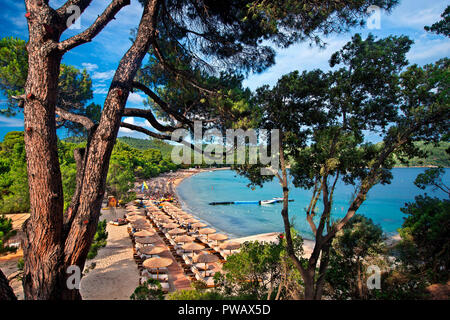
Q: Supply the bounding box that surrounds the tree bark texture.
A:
[21,0,160,299]
[0,269,17,300]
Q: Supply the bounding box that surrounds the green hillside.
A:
[393,141,450,167]
[118,136,175,160]
[64,136,450,168]
[64,136,175,160]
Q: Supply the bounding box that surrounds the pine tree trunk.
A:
[22,2,66,299]
[0,269,17,300]
[20,0,160,299]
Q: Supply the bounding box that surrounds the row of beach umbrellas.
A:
[127,200,242,281]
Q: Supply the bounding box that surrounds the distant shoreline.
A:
[393,165,448,168]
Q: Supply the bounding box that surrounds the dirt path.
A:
[80,208,140,300]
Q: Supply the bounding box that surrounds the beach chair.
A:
[160,282,170,291]
[182,254,193,265]
[149,273,169,281]
[191,265,200,276]
[204,276,215,287]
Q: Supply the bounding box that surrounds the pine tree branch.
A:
[123,107,183,132]
[57,0,130,52]
[131,81,194,128]
[56,0,93,28]
[151,38,216,95]
[55,107,95,130]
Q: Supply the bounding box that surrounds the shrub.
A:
[87,220,108,260]
[0,214,17,255]
[130,279,165,300]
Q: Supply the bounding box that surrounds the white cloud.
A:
[81,62,98,72]
[119,116,155,134]
[123,117,135,125]
[92,70,115,81]
[244,37,348,90]
[93,82,106,88]
[407,37,450,63]
[119,117,135,133]
[93,88,109,94]
[127,92,145,105]
[384,4,445,30]
[0,115,24,127]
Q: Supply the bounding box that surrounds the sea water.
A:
[176,168,449,239]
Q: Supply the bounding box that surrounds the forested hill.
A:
[63,136,449,167]
[64,136,175,159]
[391,141,450,167]
[117,136,174,156]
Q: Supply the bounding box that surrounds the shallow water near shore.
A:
[176,168,449,239]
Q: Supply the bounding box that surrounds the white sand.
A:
[80,208,139,300]
[232,232,315,258]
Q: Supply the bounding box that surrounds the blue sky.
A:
[0,0,449,141]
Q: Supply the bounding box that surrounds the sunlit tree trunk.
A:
[21,0,159,299]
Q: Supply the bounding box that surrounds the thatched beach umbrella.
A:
[135,236,159,245]
[139,245,166,257]
[127,216,146,222]
[143,257,172,280]
[174,235,194,244]
[131,223,150,231]
[182,242,204,254]
[175,211,190,217]
[219,241,241,254]
[127,211,146,216]
[168,228,186,235]
[163,222,179,229]
[156,217,172,224]
[150,211,165,216]
[198,228,216,240]
[184,218,199,224]
[208,233,228,244]
[130,219,149,226]
[194,253,219,277]
[192,222,207,229]
[134,230,156,237]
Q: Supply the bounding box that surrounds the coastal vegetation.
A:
[0,214,17,255]
[86,220,108,260]
[235,29,448,299]
[0,132,179,214]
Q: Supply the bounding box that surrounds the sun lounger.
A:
[160,282,170,291]
[149,273,168,281]
[140,254,160,259]
[142,268,168,276]
[204,276,215,286]
[182,254,193,265]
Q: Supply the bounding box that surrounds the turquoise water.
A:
[176,168,449,239]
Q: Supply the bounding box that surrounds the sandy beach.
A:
[80,207,140,300]
[231,232,315,258]
[150,168,316,257]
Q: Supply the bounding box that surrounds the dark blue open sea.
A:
[176,168,449,239]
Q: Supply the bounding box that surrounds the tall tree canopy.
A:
[236,34,449,299]
[0,37,100,136]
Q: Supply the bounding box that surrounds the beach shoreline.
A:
[169,167,401,254]
[165,168,317,257]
